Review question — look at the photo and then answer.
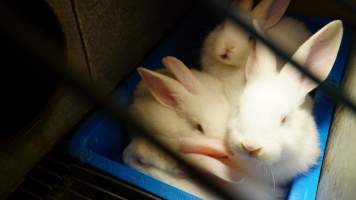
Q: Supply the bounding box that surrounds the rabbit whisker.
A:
[267,164,276,193]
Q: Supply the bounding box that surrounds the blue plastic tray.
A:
[68,11,352,200]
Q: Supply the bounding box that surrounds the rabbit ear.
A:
[180,136,241,182]
[232,0,253,11]
[245,41,277,82]
[280,20,343,96]
[138,67,191,109]
[161,56,203,94]
[252,0,290,29]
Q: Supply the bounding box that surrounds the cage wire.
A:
[1,0,356,200]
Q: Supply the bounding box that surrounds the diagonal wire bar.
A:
[0,2,241,200]
[201,0,356,114]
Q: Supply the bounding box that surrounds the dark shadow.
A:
[0,0,65,138]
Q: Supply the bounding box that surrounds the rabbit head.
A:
[132,56,231,141]
[126,56,238,188]
[228,20,343,182]
[201,0,291,73]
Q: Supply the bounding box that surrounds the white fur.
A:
[201,0,311,106]
[228,20,343,199]
[228,77,320,183]
[123,56,231,198]
[123,138,222,199]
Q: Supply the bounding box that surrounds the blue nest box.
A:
[68,12,352,200]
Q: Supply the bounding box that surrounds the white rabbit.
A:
[201,0,311,104]
[226,20,343,199]
[201,0,311,74]
[123,56,235,199]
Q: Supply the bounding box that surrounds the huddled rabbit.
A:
[225,20,343,199]
[201,0,311,105]
[123,56,235,199]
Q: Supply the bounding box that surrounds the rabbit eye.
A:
[196,124,204,134]
[281,115,288,125]
[248,36,253,41]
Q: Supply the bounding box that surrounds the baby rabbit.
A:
[227,20,343,198]
[202,0,311,75]
[123,56,234,199]
[201,0,311,104]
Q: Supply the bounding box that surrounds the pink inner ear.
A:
[265,0,285,20]
[138,68,179,109]
[304,38,329,78]
[152,82,178,108]
[280,20,342,94]
[162,56,201,94]
[299,36,333,88]
[255,0,290,28]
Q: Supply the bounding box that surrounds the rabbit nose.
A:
[220,46,234,59]
[220,52,229,59]
[240,143,263,157]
